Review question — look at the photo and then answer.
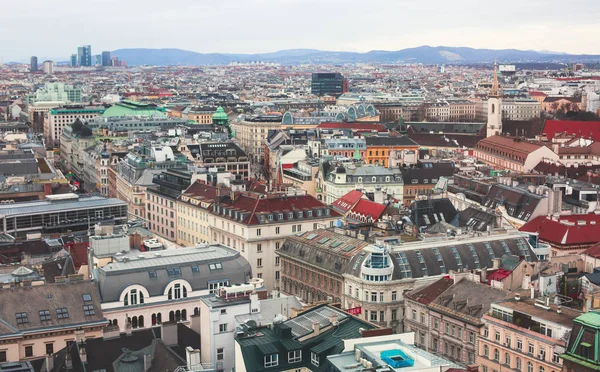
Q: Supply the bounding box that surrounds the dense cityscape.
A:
[1,32,600,372]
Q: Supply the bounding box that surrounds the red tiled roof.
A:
[65,241,89,269]
[217,194,340,225]
[542,120,600,141]
[487,268,512,283]
[476,135,543,160]
[582,242,600,259]
[519,214,600,247]
[529,91,548,96]
[317,122,387,131]
[352,199,387,220]
[331,190,363,213]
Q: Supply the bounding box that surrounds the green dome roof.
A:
[212,106,228,121]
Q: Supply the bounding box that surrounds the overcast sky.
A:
[1,0,599,61]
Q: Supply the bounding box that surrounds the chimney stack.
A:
[143,354,152,371]
[45,354,54,372]
[186,347,201,371]
[161,321,178,346]
[312,321,320,336]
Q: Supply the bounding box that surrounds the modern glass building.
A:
[77,45,92,66]
[30,56,38,72]
[102,51,111,66]
[311,72,347,96]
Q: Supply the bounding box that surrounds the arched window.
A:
[538,368,544,372]
[358,177,363,183]
[504,353,510,366]
[132,316,138,329]
[138,315,144,328]
[372,177,376,183]
[152,314,157,326]
[167,282,188,300]
[527,362,533,372]
[494,349,499,361]
[483,345,489,357]
[169,311,175,322]
[492,104,495,114]
[194,307,199,316]
[175,310,181,322]
[113,319,118,327]
[516,357,521,370]
[182,309,187,321]
[123,287,146,306]
[157,313,162,324]
[385,176,390,182]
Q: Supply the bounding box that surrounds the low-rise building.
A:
[561,311,600,372]
[321,165,403,205]
[0,279,106,362]
[474,136,559,173]
[95,244,252,332]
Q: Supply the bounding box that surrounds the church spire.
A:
[489,60,501,97]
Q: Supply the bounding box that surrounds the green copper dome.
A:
[212,106,228,122]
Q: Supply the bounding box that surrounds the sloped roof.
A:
[331,190,363,214]
[519,214,600,247]
[519,213,600,246]
[351,199,387,221]
[405,277,454,305]
[542,120,600,141]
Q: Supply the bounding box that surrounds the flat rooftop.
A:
[328,339,461,371]
[0,195,126,217]
[100,244,240,273]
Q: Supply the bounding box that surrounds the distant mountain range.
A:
[111,46,600,66]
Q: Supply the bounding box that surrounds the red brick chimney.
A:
[43,183,52,197]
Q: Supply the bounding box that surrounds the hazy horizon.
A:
[1,0,599,61]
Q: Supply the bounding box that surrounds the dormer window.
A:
[325,209,330,215]
[307,211,313,217]
[288,212,294,219]
[268,214,273,221]
[296,211,303,218]
[317,210,322,216]
[278,213,283,220]
[372,177,376,183]
[386,176,391,182]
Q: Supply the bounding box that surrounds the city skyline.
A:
[2,0,599,61]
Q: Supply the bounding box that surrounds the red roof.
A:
[542,120,600,141]
[519,213,600,247]
[352,199,387,220]
[317,122,387,131]
[582,242,600,258]
[217,194,340,225]
[331,190,363,213]
[487,268,512,283]
[529,91,548,97]
[64,241,89,269]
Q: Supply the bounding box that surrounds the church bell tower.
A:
[487,61,503,137]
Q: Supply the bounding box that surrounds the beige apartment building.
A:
[425,100,477,122]
[209,192,338,291]
[176,182,220,246]
[145,169,192,241]
[231,115,282,162]
[478,296,579,372]
[0,279,106,362]
[184,106,216,124]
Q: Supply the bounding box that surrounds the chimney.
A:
[161,321,178,346]
[480,269,487,283]
[102,325,120,340]
[189,314,201,334]
[79,344,87,364]
[312,321,320,336]
[186,346,201,371]
[530,286,535,300]
[43,183,52,196]
[143,354,152,371]
[329,314,338,325]
[65,354,72,370]
[492,258,501,270]
[75,329,85,344]
[45,354,54,372]
[250,293,260,314]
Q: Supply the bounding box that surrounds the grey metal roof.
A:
[97,245,252,302]
[0,196,126,217]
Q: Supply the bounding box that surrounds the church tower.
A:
[487,61,503,137]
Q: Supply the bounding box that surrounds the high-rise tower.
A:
[487,61,503,137]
